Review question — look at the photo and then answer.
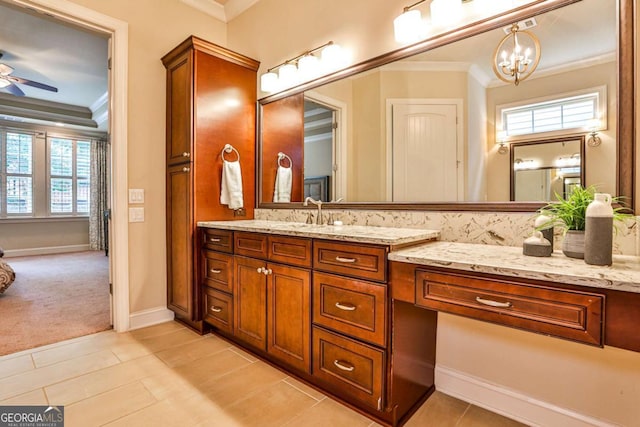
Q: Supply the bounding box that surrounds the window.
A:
[49,137,91,215]
[2,132,34,215]
[497,86,607,138]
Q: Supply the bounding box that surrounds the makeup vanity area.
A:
[164,0,639,425]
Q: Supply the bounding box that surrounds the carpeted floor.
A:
[0,251,111,356]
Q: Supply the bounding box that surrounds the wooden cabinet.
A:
[162,37,258,332]
[234,255,268,350]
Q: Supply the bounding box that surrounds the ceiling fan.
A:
[0,54,58,97]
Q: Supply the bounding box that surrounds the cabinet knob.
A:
[182,152,191,157]
[182,167,190,172]
[264,268,272,275]
[333,359,355,372]
[257,267,264,274]
[210,306,222,313]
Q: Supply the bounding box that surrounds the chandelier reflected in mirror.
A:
[492,23,541,86]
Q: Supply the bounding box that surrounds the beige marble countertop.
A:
[389,241,640,294]
[197,219,439,246]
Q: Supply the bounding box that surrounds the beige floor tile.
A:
[31,331,122,367]
[155,334,231,368]
[64,381,156,427]
[128,321,185,340]
[45,354,167,405]
[458,405,529,427]
[197,361,288,408]
[228,345,259,362]
[0,354,34,379]
[284,397,373,427]
[109,335,155,362]
[404,391,469,427]
[0,349,120,401]
[0,388,48,405]
[134,328,203,354]
[173,348,254,386]
[283,376,326,401]
[223,380,317,427]
[103,398,206,427]
[140,368,205,402]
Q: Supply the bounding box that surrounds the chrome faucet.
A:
[303,197,323,225]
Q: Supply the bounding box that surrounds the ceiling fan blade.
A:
[0,63,14,76]
[3,82,25,96]
[9,75,58,93]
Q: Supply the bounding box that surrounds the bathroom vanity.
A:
[196,220,640,426]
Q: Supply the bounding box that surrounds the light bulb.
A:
[278,63,299,88]
[394,9,426,44]
[297,54,320,81]
[260,72,279,93]
[321,43,345,72]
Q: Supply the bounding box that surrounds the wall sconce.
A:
[586,118,602,147]
[492,22,541,86]
[393,0,428,44]
[496,130,508,154]
[513,158,536,170]
[556,153,581,168]
[260,41,346,93]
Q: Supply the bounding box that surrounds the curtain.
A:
[89,138,109,252]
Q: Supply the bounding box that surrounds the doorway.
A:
[4,0,129,332]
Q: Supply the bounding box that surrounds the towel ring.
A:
[222,144,240,162]
[277,152,292,168]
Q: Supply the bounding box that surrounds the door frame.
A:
[385,98,464,202]
[305,91,348,201]
[13,0,130,331]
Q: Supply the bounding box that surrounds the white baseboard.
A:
[128,307,175,331]
[435,365,617,427]
[4,244,91,258]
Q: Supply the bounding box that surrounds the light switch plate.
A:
[128,207,144,222]
[129,188,144,204]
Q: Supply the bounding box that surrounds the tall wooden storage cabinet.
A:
[162,36,259,332]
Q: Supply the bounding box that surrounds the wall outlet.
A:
[128,189,144,204]
[128,207,145,222]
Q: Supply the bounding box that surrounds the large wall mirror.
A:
[258,0,634,212]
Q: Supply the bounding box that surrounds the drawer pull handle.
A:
[333,360,355,372]
[335,302,356,311]
[210,269,222,274]
[209,238,221,242]
[182,167,190,172]
[335,256,357,263]
[475,296,512,308]
[210,306,222,313]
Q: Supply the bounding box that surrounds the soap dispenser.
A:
[523,231,552,257]
[584,193,613,266]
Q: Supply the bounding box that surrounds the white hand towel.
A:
[273,166,292,202]
[220,159,244,210]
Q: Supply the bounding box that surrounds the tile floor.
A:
[0,321,528,426]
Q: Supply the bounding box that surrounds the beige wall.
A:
[0,220,88,255]
[65,0,226,312]
[228,1,640,425]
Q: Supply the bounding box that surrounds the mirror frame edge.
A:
[257,0,635,213]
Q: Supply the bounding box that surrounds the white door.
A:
[391,103,460,202]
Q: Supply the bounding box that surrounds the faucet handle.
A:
[306,212,314,224]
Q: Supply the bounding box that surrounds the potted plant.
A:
[537,185,631,259]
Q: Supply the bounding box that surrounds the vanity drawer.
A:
[235,232,268,259]
[312,326,385,411]
[203,287,233,333]
[415,269,604,346]
[203,229,233,253]
[202,250,233,293]
[313,272,387,347]
[313,240,388,283]
[268,235,312,268]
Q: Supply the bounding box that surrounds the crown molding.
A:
[179,0,259,22]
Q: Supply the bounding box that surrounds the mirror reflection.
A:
[510,137,585,202]
[259,0,617,205]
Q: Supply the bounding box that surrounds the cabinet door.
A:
[234,256,267,350]
[268,264,311,373]
[165,49,193,166]
[167,164,194,319]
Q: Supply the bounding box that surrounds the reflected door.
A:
[391,103,459,202]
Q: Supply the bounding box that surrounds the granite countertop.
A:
[197,220,439,246]
[389,241,640,294]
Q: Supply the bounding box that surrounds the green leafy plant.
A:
[537,185,633,232]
